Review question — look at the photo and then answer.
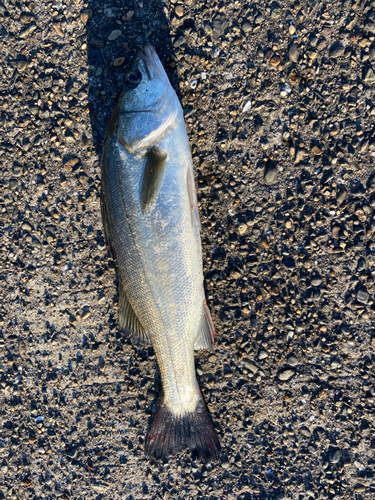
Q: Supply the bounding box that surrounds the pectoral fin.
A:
[140,146,167,212]
[119,279,150,344]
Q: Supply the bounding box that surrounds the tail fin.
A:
[145,392,220,461]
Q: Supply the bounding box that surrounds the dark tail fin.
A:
[145,392,220,461]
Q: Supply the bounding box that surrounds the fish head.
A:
[115,44,180,153]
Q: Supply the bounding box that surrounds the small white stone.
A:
[242,100,251,113]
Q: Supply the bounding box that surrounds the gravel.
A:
[1,0,375,499]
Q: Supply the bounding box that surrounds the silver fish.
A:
[101,44,220,460]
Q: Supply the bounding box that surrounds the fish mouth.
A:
[137,43,167,82]
[142,43,157,61]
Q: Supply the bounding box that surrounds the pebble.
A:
[81,306,91,320]
[357,290,369,304]
[286,354,298,367]
[203,22,212,35]
[66,446,77,458]
[108,29,122,41]
[354,484,366,492]
[317,37,327,50]
[19,24,36,38]
[65,130,75,143]
[307,50,317,60]
[270,55,281,67]
[357,257,366,272]
[242,100,252,113]
[18,340,27,358]
[242,21,252,33]
[80,9,93,23]
[113,57,125,67]
[330,449,342,464]
[289,25,296,35]
[53,23,64,38]
[278,369,295,381]
[271,6,280,18]
[270,285,279,296]
[295,149,307,163]
[258,349,268,360]
[9,178,18,189]
[243,359,258,374]
[311,145,322,155]
[354,461,365,471]
[364,67,375,83]
[16,61,28,72]
[264,165,278,185]
[337,189,347,204]
[261,238,270,249]
[341,325,350,336]
[283,258,295,269]
[20,14,34,23]
[98,356,105,372]
[208,355,217,363]
[311,278,322,286]
[288,42,299,62]
[238,223,247,235]
[329,41,344,58]
[230,270,242,280]
[175,5,183,17]
[63,157,79,172]
[12,164,23,176]
[300,427,311,438]
[212,15,227,36]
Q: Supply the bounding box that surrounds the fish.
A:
[100,43,220,461]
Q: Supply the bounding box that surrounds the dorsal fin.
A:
[140,146,167,212]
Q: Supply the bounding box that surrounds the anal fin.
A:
[194,299,215,351]
[119,279,150,344]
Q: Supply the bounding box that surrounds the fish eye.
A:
[125,70,142,88]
